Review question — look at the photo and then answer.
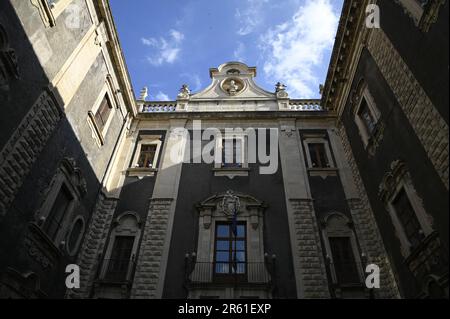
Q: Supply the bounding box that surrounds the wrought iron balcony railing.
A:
[187,262,272,285]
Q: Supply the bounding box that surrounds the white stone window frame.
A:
[353,87,381,148]
[321,213,365,286]
[195,194,267,278]
[48,0,75,19]
[302,134,335,170]
[31,0,74,27]
[65,215,85,256]
[87,80,117,147]
[127,134,162,178]
[99,212,142,282]
[213,132,249,178]
[37,169,79,248]
[385,174,433,258]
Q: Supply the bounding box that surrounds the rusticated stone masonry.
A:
[290,199,330,299]
[367,29,449,190]
[339,125,400,299]
[130,198,173,299]
[66,192,117,298]
[0,89,62,216]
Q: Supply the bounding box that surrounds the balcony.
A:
[186,261,272,288]
[92,258,136,299]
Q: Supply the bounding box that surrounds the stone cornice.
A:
[320,0,370,113]
[136,110,336,121]
[94,0,137,116]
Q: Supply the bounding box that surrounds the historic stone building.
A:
[0,0,447,299]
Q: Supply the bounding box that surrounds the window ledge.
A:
[127,167,158,178]
[308,168,338,178]
[23,223,63,269]
[212,167,250,179]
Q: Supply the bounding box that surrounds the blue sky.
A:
[109,0,343,101]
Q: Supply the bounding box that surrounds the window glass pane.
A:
[68,219,83,253]
[216,240,229,251]
[236,251,246,262]
[222,138,243,168]
[233,240,245,251]
[45,185,73,240]
[235,263,245,274]
[216,225,229,237]
[137,144,157,168]
[216,252,229,262]
[106,236,134,281]
[95,95,112,131]
[358,99,376,135]
[329,237,360,284]
[308,143,328,168]
[215,263,229,274]
[236,225,245,237]
[393,189,422,247]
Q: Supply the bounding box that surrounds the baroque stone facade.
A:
[0,0,448,299]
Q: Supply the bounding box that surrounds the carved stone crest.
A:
[219,190,240,218]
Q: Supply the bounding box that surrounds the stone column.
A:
[67,191,118,298]
[131,119,188,299]
[278,120,330,298]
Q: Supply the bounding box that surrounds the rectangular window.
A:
[94,95,113,132]
[214,223,246,277]
[308,143,329,168]
[137,144,157,168]
[44,184,73,241]
[358,98,376,136]
[393,189,423,248]
[105,236,135,281]
[329,237,361,285]
[222,138,243,168]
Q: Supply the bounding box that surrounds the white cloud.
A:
[141,29,185,66]
[155,91,170,101]
[260,0,339,98]
[235,0,269,36]
[233,42,246,62]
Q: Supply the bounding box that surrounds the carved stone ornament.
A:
[275,82,289,99]
[378,159,407,203]
[219,190,241,218]
[61,157,88,197]
[221,78,244,96]
[177,84,191,100]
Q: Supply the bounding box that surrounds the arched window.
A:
[99,212,142,282]
[320,212,365,297]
